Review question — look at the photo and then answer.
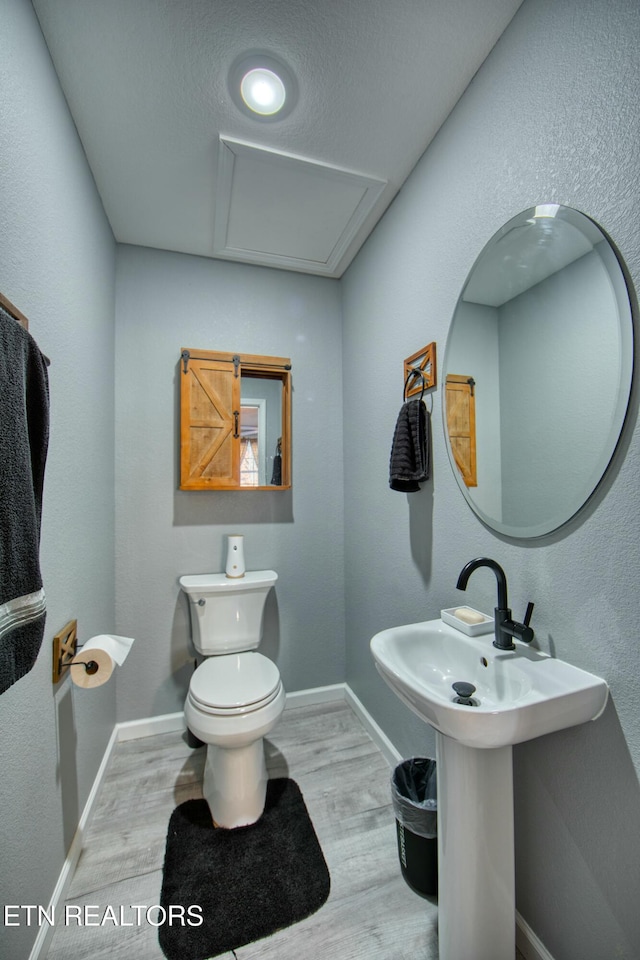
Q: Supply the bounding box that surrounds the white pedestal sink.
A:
[371,619,608,960]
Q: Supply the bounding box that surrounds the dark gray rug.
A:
[158,778,330,960]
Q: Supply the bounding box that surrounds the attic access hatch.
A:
[179,349,291,491]
[213,137,387,277]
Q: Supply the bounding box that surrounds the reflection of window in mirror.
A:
[240,400,265,486]
[240,439,258,485]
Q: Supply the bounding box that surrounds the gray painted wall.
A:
[0,2,116,958]
[114,246,345,722]
[342,1,640,957]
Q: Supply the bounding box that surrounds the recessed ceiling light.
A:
[229,52,297,122]
[240,68,286,116]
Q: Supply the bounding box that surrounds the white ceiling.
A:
[33,0,523,278]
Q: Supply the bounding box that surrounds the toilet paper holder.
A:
[52,619,98,683]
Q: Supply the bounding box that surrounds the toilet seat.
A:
[189,652,281,716]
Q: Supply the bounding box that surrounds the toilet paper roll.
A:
[70,634,135,689]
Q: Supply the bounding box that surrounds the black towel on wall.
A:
[389,398,430,492]
[0,306,50,695]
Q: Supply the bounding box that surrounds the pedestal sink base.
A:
[436,733,514,960]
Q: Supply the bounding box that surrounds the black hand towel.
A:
[0,306,50,695]
[389,398,430,492]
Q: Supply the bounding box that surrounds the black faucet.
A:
[456,557,534,651]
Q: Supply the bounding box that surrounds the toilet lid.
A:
[190,652,281,710]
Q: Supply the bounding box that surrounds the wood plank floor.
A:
[45,700,525,960]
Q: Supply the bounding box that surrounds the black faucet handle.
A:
[509,602,535,644]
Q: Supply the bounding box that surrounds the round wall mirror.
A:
[443,204,634,538]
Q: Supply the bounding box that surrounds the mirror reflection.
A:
[443,205,634,538]
[240,376,284,487]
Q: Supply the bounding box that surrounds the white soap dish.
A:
[441,606,494,637]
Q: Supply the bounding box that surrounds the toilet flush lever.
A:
[197,599,206,607]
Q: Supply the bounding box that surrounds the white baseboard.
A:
[28,725,119,960]
[116,711,185,741]
[115,685,351,741]
[285,681,347,708]
[282,680,404,769]
[115,686,350,742]
[34,683,553,960]
[343,685,403,768]
[516,911,555,960]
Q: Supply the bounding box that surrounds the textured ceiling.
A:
[33,0,523,277]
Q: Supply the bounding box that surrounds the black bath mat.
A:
[158,778,330,960]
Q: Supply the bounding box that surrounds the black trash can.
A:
[391,758,437,897]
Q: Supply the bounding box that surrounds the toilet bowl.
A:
[179,570,284,829]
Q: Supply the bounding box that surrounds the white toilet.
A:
[179,570,285,829]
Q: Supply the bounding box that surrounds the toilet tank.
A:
[179,570,277,655]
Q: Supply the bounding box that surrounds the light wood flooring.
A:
[45,700,525,960]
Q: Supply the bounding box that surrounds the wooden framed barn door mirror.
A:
[445,374,477,488]
[180,348,291,491]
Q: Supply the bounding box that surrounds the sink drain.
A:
[452,681,479,707]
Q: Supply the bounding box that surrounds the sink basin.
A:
[370,618,608,748]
